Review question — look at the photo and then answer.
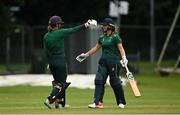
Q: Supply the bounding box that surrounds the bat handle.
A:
[124,64,130,73]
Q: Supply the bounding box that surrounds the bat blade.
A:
[127,72,141,97]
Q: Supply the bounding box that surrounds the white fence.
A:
[0,74,128,88]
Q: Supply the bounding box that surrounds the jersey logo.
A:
[102,38,105,42]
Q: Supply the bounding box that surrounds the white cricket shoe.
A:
[118,103,125,108]
[44,99,53,109]
[88,102,104,108]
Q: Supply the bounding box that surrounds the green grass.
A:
[0,60,177,74]
[137,60,177,75]
[0,63,30,74]
[0,74,180,114]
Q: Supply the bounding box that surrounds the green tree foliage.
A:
[0,3,11,32]
[0,0,179,26]
[122,0,179,25]
[155,0,179,25]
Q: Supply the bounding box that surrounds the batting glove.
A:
[76,53,89,62]
[85,19,97,27]
[120,56,128,67]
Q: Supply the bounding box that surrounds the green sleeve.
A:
[58,25,85,36]
[98,35,104,45]
[114,34,122,44]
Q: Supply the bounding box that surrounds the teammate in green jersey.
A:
[76,18,128,109]
[43,15,97,109]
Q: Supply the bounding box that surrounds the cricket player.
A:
[43,15,97,109]
[76,18,128,108]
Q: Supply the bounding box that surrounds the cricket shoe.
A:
[55,99,64,108]
[55,103,70,109]
[55,103,64,108]
[118,103,125,108]
[54,100,70,109]
[44,99,53,109]
[88,102,104,108]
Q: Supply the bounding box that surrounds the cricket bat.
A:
[124,64,141,97]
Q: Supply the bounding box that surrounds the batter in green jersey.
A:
[76,18,128,109]
[98,33,122,61]
[43,15,97,109]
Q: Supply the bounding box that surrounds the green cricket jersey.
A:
[98,33,122,62]
[43,25,84,64]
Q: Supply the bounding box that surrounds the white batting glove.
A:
[85,19,97,27]
[120,56,128,67]
[76,53,89,62]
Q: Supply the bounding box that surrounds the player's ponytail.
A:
[48,25,57,32]
[48,25,53,32]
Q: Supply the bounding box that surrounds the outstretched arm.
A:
[61,19,97,36]
[85,43,101,56]
[76,43,101,62]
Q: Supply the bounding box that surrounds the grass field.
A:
[0,74,180,114]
